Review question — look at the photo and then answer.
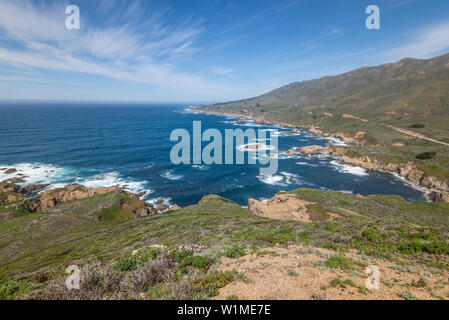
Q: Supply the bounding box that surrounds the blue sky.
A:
[0,0,449,103]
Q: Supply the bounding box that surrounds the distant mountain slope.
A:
[201,52,449,141]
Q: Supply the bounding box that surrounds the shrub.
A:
[409,124,425,129]
[170,249,194,263]
[362,228,383,243]
[138,247,161,264]
[416,152,436,160]
[122,252,175,295]
[398,291,417,300]
[114,258,137,272]
[36,264,123,300]
[324,256,354,271]
[411,278,427,288]
[225,245,246,259]
[0,279,30,300]
[287,270,299,277]
[193,271,236,297]
[146,283,172,300]
[329,278,343,287]
[179,255,212,271]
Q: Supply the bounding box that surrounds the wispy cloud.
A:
[209,66,235,75]
[0,0,235,99]
[388,21,449,59]
[0,75,86,86]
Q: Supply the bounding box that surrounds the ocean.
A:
[0,102,427,207]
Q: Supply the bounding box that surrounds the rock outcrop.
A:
[0,192,24,205]
[337,156,449,202]
[22,184,121,212]
[295,145,328,156]
[1,180,48,194]
[293,142,449,203]
[248,192,338,222]
[169,204,182,211]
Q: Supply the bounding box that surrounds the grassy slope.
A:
[200,53,449,182]
[1,190,448,281]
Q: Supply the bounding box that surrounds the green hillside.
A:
[200,53,449,182]
[1,188,448,299]
[202,53,449,139]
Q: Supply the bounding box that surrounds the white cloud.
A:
[209,66,236,75]
[388,21,449,59]
[0,0,237,99]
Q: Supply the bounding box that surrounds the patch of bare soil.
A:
[342,114,369,122]
[215,245,449,300]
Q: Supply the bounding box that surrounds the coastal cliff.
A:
[296,141,449,202]
[193,108,449,203]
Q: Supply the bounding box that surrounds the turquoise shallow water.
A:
[0,102,427,207]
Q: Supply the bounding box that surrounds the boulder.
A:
[308,127,322,136]
[4,168,17,174]
[428,190,449,203]
[157,204,169,212]
[7,177,27,184]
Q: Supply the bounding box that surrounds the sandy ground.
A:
[214,245,449,300]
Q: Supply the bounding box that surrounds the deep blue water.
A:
[0,103,427,207]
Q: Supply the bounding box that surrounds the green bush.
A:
[409,124,425,129]
[362,228,383,243]
[179,255,212,271]
[225,245,246,258]
[138,247,161,263]
[169,249,194,263]
[147,283,172,300]
[324,256,354,271]
[0,279,30,300]
[398,291,417,300]
[416,152,436,160]
[114,257,137,272]
[193,271,236,297]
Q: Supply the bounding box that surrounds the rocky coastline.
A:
[192,108,449,203]
[0,177,181,215]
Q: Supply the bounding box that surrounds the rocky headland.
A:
[0,178,181,216]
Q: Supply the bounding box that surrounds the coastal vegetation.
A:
[0,179,448,300]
